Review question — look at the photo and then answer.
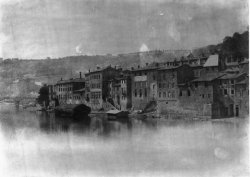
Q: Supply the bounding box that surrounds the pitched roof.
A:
[203,55,219,67]
[236,78,248,85]
[57,78,85,84]
[192,72,225,82]
[85,65,116,75]
[219,73,245,80]
[131,62,161,72]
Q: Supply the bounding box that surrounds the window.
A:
[159,92,161,98]
[240,90,243,97]
[187,90,191,96]
[144,88,147,97]
[224,89,228,95]
[172,83,175,88]
[194,82,198,88]
[204,82,208,88]
[231,80,234,85]
[163,74,166,80]
[153,75,156,80]
[179,91,182,96]
[231,89,235,95]
[159,83,161,88]
[163,92,166,98]
[134,89,137,97]
[208,94,211,98]
[172,91,175,98]
[202,94,205,98]
[139,89,142,98]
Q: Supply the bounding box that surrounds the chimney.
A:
[97,66,100,70]
[61,78,63,81]
[89,69,90,73]
[138,65,140,69]
[146,63,148,66]
[79,72,82,78]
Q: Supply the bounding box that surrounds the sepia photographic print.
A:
[0,0,249,177]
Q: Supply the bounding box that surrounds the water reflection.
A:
[37,111,134,137]
[0,106,249,177]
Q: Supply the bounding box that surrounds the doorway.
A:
[229,104,234,116]
[235,105,239,117]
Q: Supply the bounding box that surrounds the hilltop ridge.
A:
[0,30,248,97]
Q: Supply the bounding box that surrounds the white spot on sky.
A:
[75,44,82,54]
[140,43,149,52]
[35,81,42,86]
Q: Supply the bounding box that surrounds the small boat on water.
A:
[55,104,91,118]
[106,109,129,120]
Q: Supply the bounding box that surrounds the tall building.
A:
[108,72,132,111]
[157,64,194,114]
[53,72,85,105]
[85,66,121,110]
[130,63,160,110]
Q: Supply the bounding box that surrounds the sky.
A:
[0,0,248,59]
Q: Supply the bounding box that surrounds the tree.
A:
[37,84,49,107]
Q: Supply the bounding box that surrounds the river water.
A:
[0,103,249,177]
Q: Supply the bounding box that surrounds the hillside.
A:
[0,30,248,97]
[192,31,249,59]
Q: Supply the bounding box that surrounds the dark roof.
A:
[236,78,248,85]
[189,64,203,68]
[131,65,160,72]
[57,78,85,84]
[223,67,240,73]
[192,72,225,82]
[219,73,245,80]
[158,64,191,71]
[73,88,85,92]
[158,66,180,71]
[109,75,130,82]
[85,66,116,75]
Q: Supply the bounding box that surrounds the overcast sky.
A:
[0,0,248,59]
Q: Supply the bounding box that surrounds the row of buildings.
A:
[48,53,249,118]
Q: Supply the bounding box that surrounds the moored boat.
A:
[55,104,91,118]
[106,109,129,120]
